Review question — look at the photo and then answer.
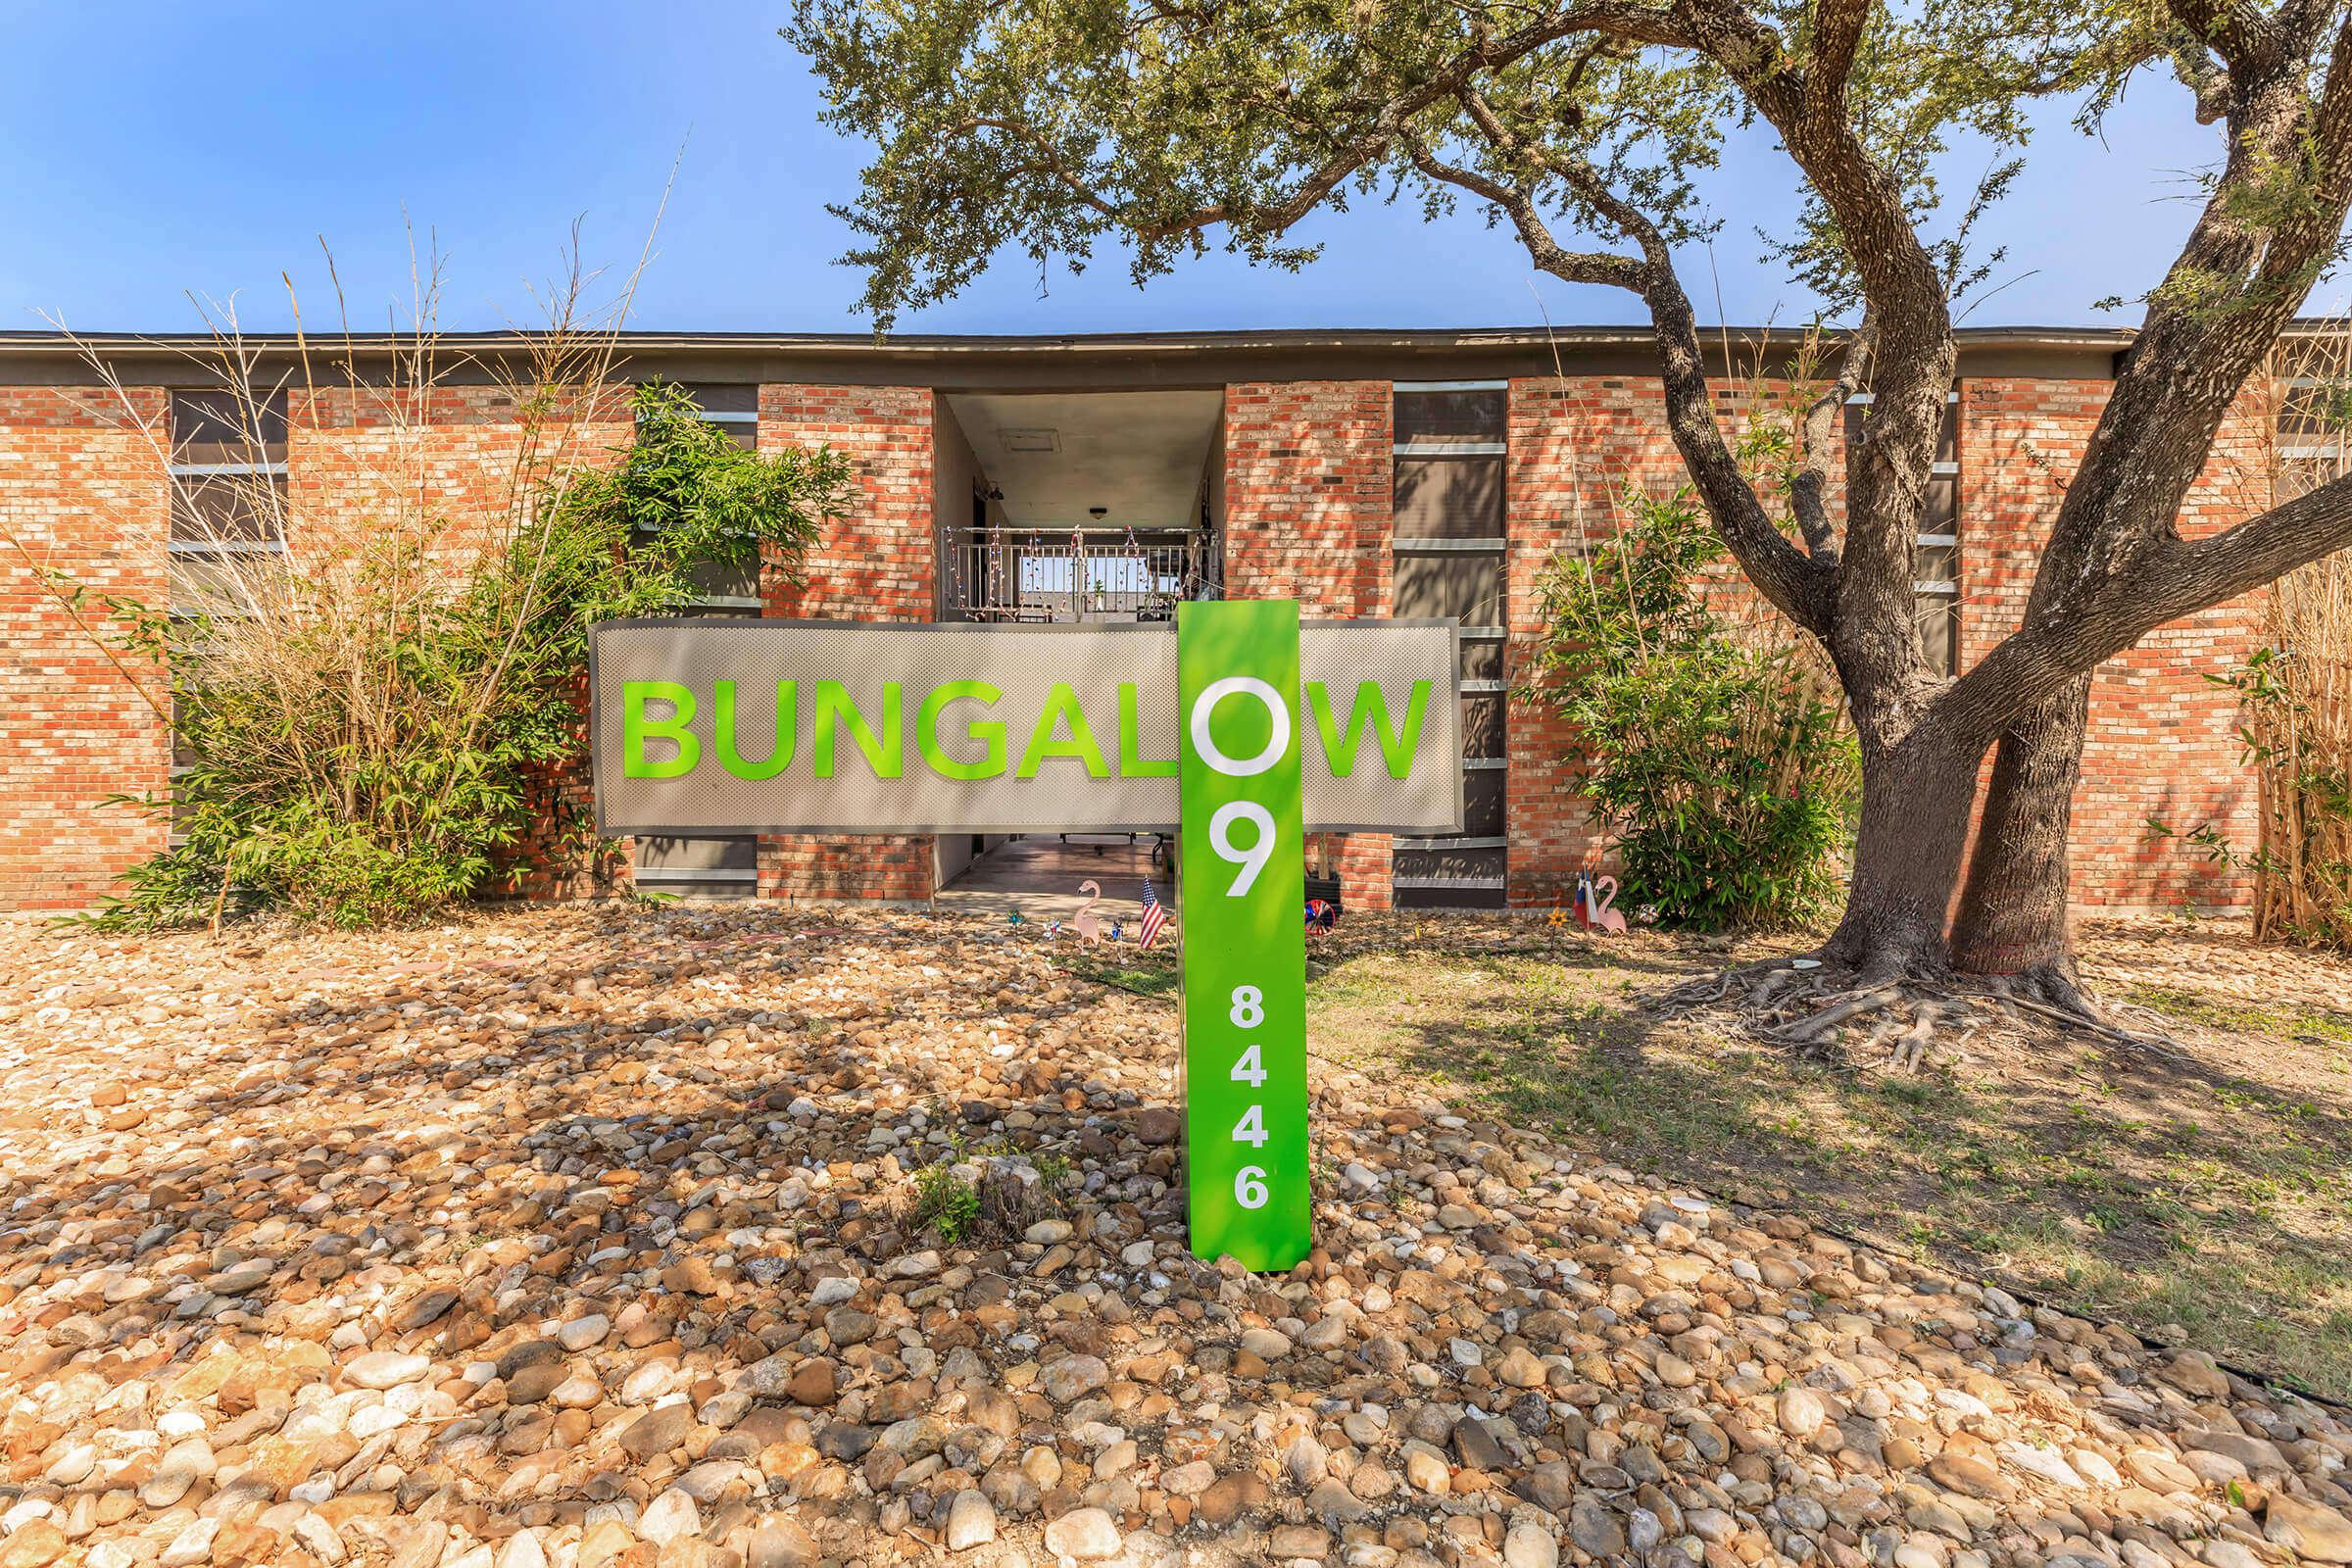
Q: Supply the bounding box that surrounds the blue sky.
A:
[0,1,2261,337]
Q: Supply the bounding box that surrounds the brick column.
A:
[1959,379,2264,913]
[0,388,171,910]
[1503,376,1690,908]
[1222,380,1395,908]
[757,384,938,902]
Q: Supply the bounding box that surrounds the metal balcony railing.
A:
[947,527,1217,622]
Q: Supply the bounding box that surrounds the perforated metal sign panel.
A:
[589,618,1462,835]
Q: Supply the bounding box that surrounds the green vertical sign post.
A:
[1176,600,1312,1271]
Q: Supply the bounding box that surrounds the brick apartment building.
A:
[0,325,2278,915]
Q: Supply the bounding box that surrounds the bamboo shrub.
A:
[2239,325,2352,947]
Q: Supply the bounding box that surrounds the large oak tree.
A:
[787,0,2352,988]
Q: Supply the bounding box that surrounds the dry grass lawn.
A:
[1069,914,2352,1399]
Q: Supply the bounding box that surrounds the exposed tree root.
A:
[1654,954,2189,1074]
[1773,983,1900,1044]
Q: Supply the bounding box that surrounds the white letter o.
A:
[1190,676,1290,777]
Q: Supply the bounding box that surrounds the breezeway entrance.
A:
[934,832,1172,922]
[932,387,1224,900]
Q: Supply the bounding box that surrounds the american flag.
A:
[1138,877,1168,950]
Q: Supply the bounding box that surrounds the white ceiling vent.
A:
[999,427,1060,453]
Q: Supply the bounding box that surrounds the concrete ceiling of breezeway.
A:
[944,389,1223,529]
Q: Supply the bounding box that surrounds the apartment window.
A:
[168,389,288,614]
[1391,381,1508,909]
[628,384,765,612]
[686,382,760,452]
[2277,377,2348,501]
[1846,388,1961,675]
[164,389,291,840]
[632,383,760,896]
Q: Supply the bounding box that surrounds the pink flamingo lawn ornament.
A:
[1587,875,1630,934]
[1071,880,1105,946]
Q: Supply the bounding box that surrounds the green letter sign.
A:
[591,613,1464,1272]
[1176,602,1311,1271]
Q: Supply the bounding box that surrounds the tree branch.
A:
[1790,319,1873,562]
[1666,0,1956,727]
[956,0,1691,247]
[1996,0,2352,658]
[1396,135,1647,290]
[2166,471,2352,619]
[1944,472,2352,740]
[1804,0,1871,123]
[1430,92,1836,634]
[2167,0,2282,77]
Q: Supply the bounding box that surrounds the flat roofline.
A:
[0,321,2169,391]
[0,323,2144,356]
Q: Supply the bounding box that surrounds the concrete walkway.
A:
[934,833,1176,923]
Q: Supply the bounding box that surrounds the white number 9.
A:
[1209,801,1275,897]
[1234,1165,1268,1209]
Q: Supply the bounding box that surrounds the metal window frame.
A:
[1394,536,1505,554]
[630,865,760,886]
[170,461,289,478]
[1844,388,1964,540]
[1393,382,1510,900]
[168,388,291,459]
[169,447,289,557]
[1845,390,1963,406]
[170,539,287,557]
[1393,440,1506,457]
[634,406,765,874]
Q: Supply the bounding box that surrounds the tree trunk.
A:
[1821,725,1985,978]
[1949,677,2090,981]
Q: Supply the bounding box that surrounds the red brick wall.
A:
[289,385,631,565]
[1502,372,2268,917]
[1503,376,1692,908]
[1222,380,1396,907]
[757,383,937,902]
[1960,379,2264,912]
[0,361,2283,919]
[0,388,172,908]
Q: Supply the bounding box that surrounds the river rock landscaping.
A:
[0,904,2346,1568]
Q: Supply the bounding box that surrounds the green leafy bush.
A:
[1527,488,1860,930]
[910,1159,983,1244]
[62,378,848,930]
